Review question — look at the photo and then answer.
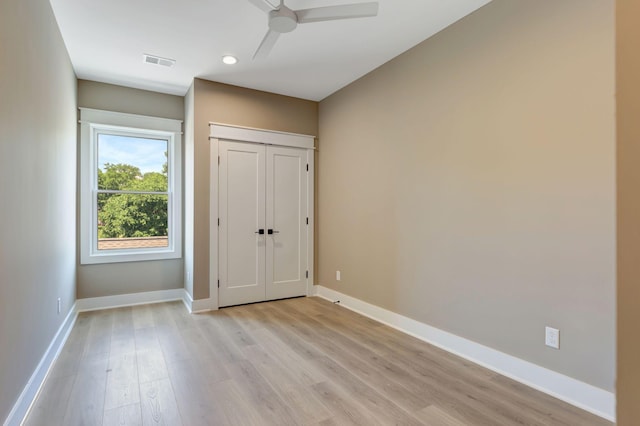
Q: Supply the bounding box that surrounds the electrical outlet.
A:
[186,271,191,282]
[57,298,61,314]
[336,270,341,281]
[545,326,560,349]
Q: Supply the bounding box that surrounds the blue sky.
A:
[98,134,167,174]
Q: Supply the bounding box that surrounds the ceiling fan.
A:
[248,0,379,59]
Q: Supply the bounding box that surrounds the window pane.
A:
[97,193,169,250]
[97,134,168,191]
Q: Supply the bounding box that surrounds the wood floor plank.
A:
[241,343,306,391]
[252,303,334,360]
[220,300,270,332]
[111,328,136,357]
[139,379,182,426]
[47,314,91,379]
[23,374,75,426]
[489,374,612,426]
[225,359,300,425]
[213,309,258,347]
[180,324,225,365]
[136,349,169,384]
[308,298,495,382]
[207,378,270,426]
[103,403,142,426]
[240,344,333,424]
[164,301,195,330]
[104,352,140,410]
[248,327,328,386]
[195,314,247,364]
[274,302,432,413]
[263,299,559,426]
[223,304,328,383]
[25,298,612,426]
[278,385,334,425]
[286,299,554,426]
[132,304,155,330]
[309,356,424,426]
[166,359,223,426]
[150,303,180,329]
[414,405,469,426]
[134,327,162,352]
[316,417,350,426]
[112,307,135,334]
[62,352,109,426]
[155,325,192,364]
[310,380,385,426]
[83,309,114,358]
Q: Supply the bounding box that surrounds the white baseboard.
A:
[76,288,185,312]
[183,291,217,313]
[313,285,615,422]
[182,290,194,313]
[3,303,78,426]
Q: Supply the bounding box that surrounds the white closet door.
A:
[265,145,308,300]
[218,141,266,307]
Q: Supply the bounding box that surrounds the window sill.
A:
[80,249,181,265]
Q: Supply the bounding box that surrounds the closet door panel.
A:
[266,145,308,300]
[218,141,266,307]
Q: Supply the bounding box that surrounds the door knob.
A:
[267,229,280,235]
[255,229,265,234]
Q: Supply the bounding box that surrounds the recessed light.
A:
[222,55,238,65]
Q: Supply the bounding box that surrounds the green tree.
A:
[98,163,141,190]
[97,165,169,239]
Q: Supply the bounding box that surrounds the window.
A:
[80,108,182,264]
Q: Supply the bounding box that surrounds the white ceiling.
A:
[49,0,491,101]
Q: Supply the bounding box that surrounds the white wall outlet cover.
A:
[545,326,560,349]
[336,270,341,281]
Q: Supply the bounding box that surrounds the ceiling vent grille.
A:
[143,54,175,67]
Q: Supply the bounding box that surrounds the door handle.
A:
[255,229,265,235]
[267,229,280,235]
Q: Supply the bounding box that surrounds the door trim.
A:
[209,124,315,310]
[210,122,315,150]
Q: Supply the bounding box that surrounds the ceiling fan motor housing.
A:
[269,6,298,33]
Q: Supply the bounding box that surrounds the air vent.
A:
[143,54,175,67]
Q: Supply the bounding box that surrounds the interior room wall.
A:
[0,0,78,420]
[189,79,318,301]
[76,80,185,298]
[184,83,195,299]
[317,0,615,391]
[616,0,640,422]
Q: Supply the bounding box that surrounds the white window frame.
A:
[80,108,182,264]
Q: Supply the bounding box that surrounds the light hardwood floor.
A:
[24,297,611,426]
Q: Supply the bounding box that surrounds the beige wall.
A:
[616,0,640,422]
[77,80,184,298]
[0,0,77,420]
[78,80,185,120]
[318,0,615,391]
[189,79,318,300]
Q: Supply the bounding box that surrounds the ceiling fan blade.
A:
[247,0,277,13]
[253,29,281,60]
[296,2,379,24]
